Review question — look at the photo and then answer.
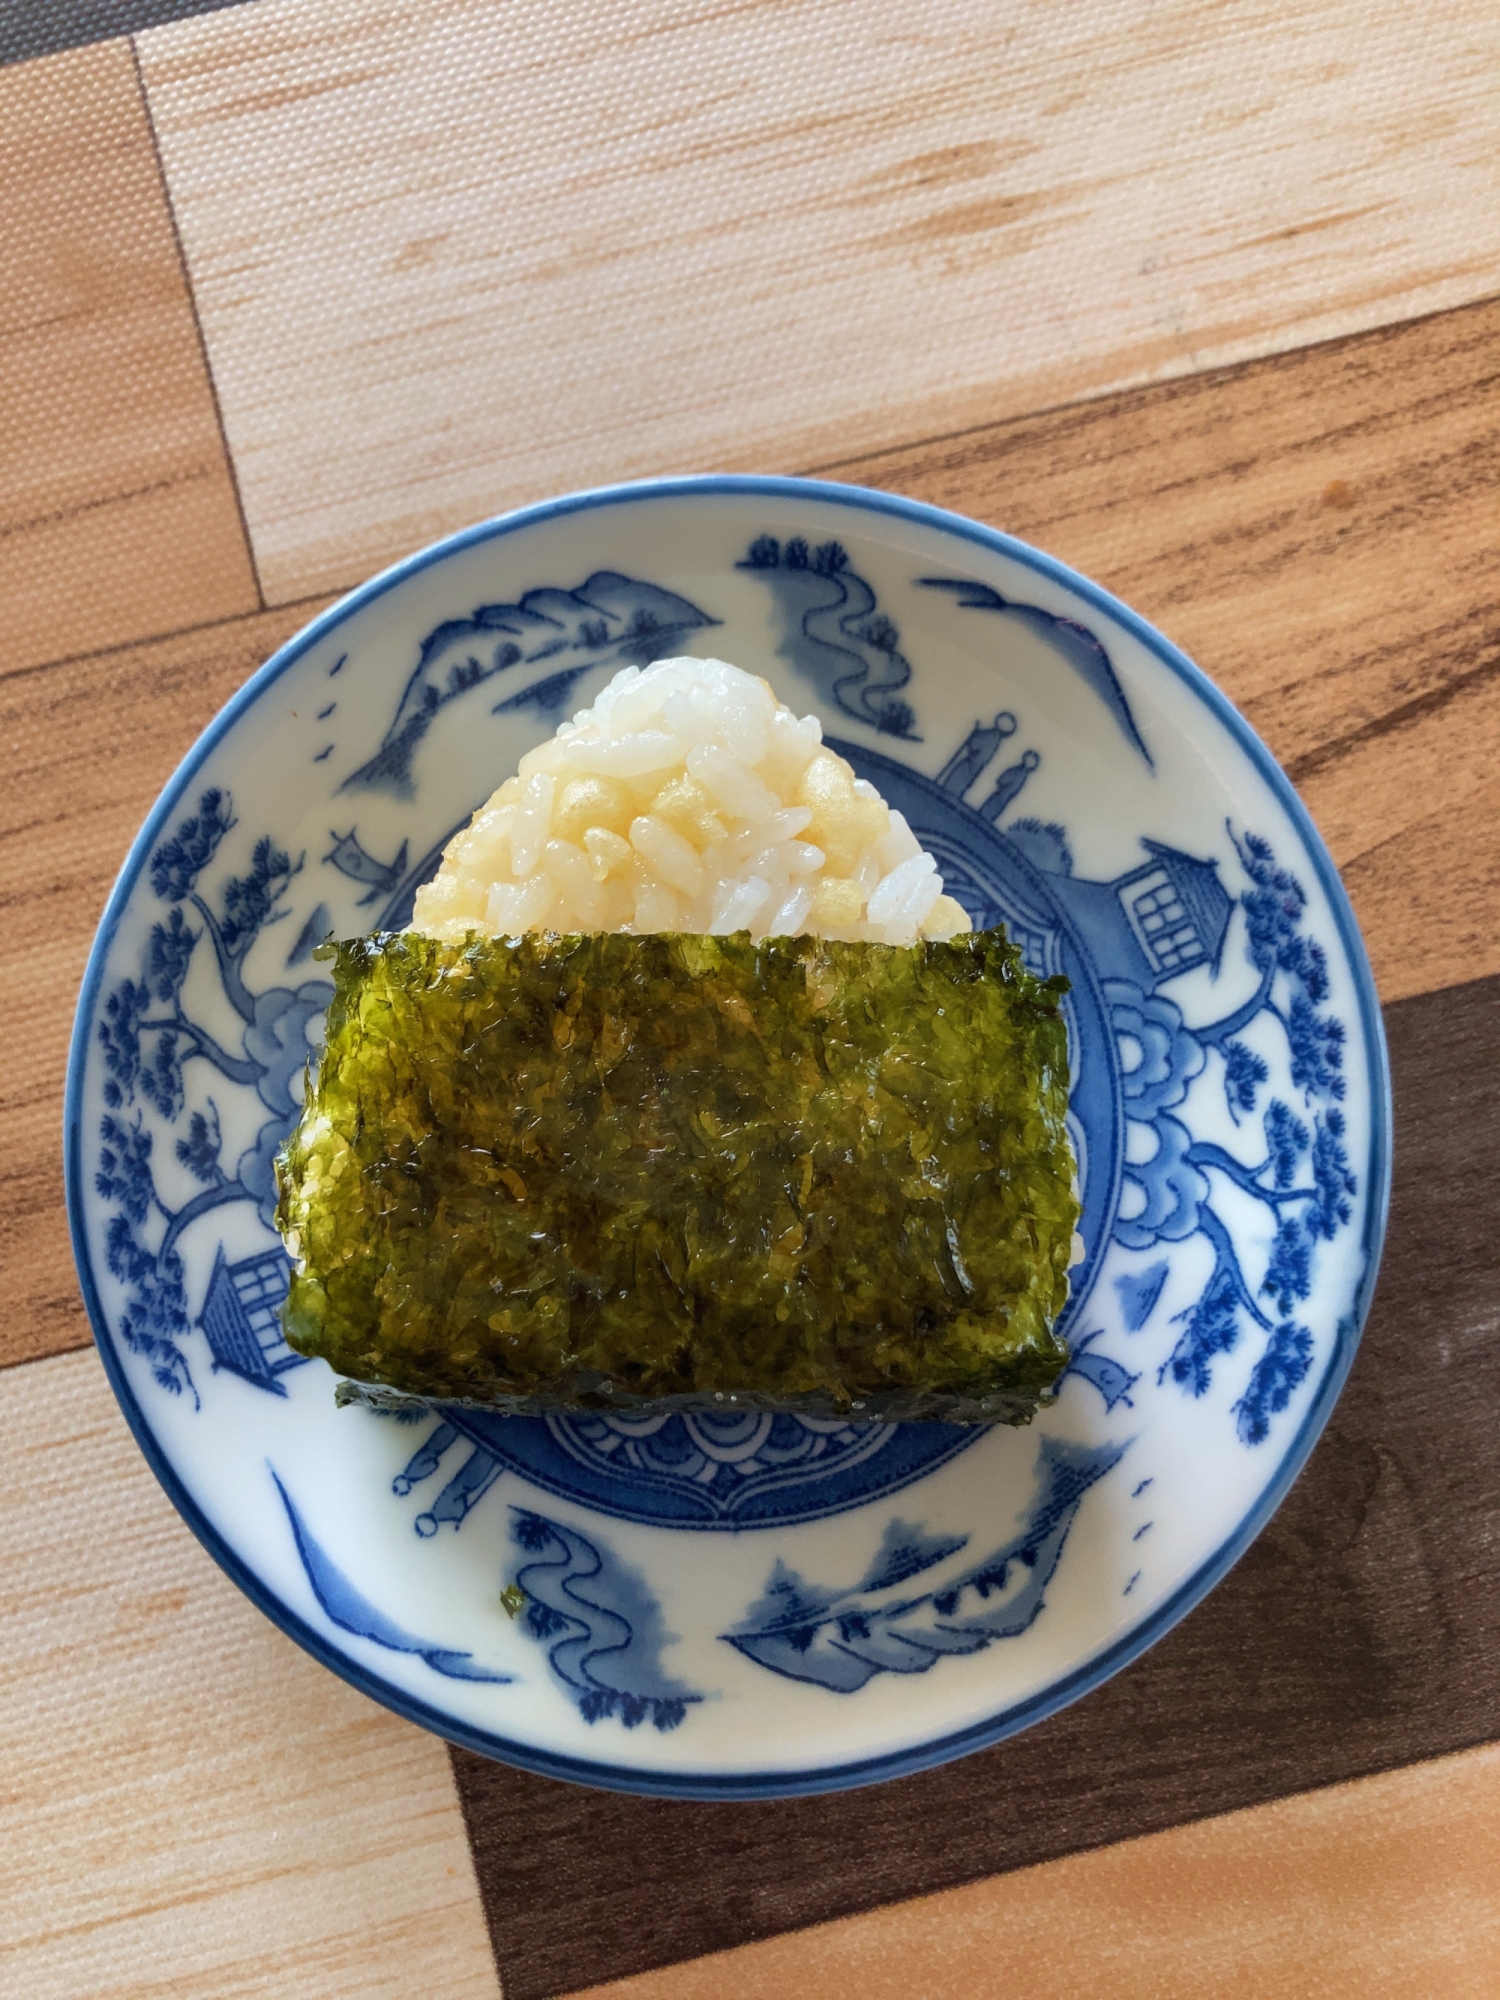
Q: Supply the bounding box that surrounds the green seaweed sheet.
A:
[275,929,1079,1424]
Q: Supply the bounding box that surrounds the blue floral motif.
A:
[723,1438,1125,1693]
[94,789,331,1399]
[1116,1115,1208,1250]
[1106,978,1207,1118]
[510,1510,702,1729]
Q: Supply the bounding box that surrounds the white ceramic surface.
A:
[67,477,1389,1796]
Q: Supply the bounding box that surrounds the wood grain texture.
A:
[0,38,258,673]
[0,1346,501,2000]
[135,0,1500,603]
[455,969,1500,1998]
[834,294,1500,1004]
[0,600,327,1370]
[569,1743,1500,2000]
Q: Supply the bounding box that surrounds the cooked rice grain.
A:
[412,657,971,947]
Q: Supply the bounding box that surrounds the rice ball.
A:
[411,657,972,947]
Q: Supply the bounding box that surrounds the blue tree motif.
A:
[93,789,335,1402]
[1288,991,1346,1099]
[176,1103,224,1184]
[1309,1110,1356,1238]
[1222,1040,1268,1119]
[1111,828,1356,1440]
[1260,1215,1312,1317]
[1264,1099,1309,1186]
[96,1113,156,1223]
[1162,1261,1244,1397]
[150,788,234,901]
[1233,1321,1315,1445]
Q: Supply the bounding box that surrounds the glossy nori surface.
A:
[275,929,1078,1423]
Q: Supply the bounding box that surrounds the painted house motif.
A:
[1043,841,1234,992]
[940,713,1233,993]
[198,1246,305,1393]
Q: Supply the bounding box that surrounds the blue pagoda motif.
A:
[198,1245,305,1394]
[934,715,1230,994]
[1044,839,1234,991]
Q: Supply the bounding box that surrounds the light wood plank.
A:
[837,295,1500,1004]
[0,1346,501,2000]
[0,38,259,672]
[569,1742,1500,2000]
[137,0,1500,604]
[0,600,329,1371]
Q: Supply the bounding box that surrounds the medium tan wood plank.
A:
[567,1742,1500,1999]
[0,600,329,1371]
[136,0,1500,603]
[0,38,259,671]
[835,295,1500,1003]
[0,1346,501,2000]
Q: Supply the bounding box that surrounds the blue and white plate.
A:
[66,477,1390,1797]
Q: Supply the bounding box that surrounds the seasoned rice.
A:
[412,656,970,947]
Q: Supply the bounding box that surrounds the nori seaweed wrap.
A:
[275,928,1079,1424]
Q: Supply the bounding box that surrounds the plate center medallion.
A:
[437,744,1126,1529]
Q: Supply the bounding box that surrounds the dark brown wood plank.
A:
[452,967,1500,1998]
[557,1745,1500,1998]
[822,293,1500,1006]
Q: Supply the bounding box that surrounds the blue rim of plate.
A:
[64,473,1393,1799]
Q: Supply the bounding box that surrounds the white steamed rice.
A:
[412,657,971,947]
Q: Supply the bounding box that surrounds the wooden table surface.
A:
[3,3,1499,1994]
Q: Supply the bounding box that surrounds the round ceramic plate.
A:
[66,476,1390,1797]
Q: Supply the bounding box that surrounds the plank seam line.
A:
[0,1339,99,1380]
[802,286,1500,482]
[0,589,335,690]
[513,1731,1500,1996]
[128,32,266,612]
